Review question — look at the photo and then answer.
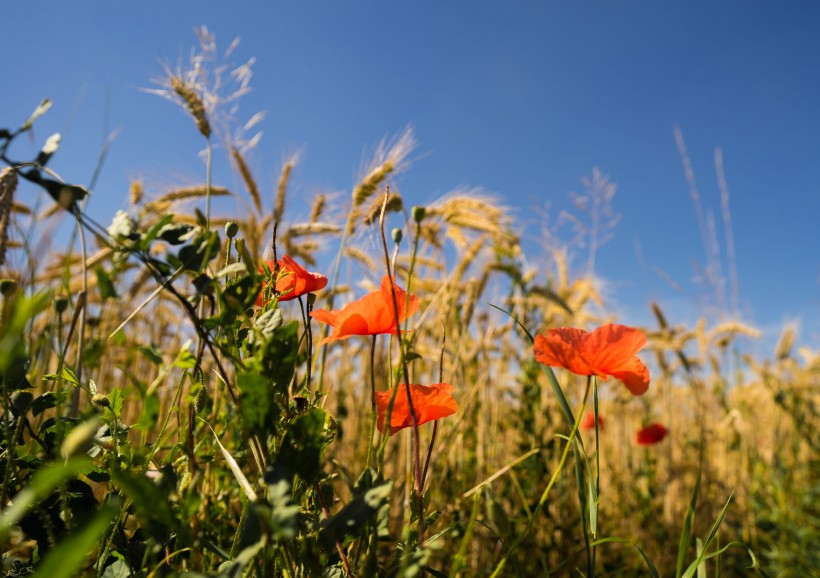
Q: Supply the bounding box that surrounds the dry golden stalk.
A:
[363,193,403,226]
[11,201,31,215]
[775,324,796,360]
[451,235,488,284]
[287,223,341,237]
[129,179,144,205]
[154,186,232,204]
[343,246,377,272]
[0,168,17,268]
[231,147,262,214]
[708,322,761,344]
[309,194,326,223]
[170,76,211,139]
[352,161,393,209]
[274,158,296,224]
[174,215,233,227]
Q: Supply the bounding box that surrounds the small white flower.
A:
[107,210,137,239]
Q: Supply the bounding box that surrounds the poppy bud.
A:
[0,279,17,297]
[225,221,239,238]
[54,296,69,314]
[411,205,426,224]
[391,227,403,244]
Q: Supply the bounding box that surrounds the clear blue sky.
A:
[3,2,819,351]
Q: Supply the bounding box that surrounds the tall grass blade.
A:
[677,467,702,578]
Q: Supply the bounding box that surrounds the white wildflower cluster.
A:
[107,210,138,240]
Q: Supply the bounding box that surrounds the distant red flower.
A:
[581,412,604,431]
[256,255,327,305]
[310,276,419,346]
[376,383,458,436]
[533,324,650,395]
[636,423,668,446]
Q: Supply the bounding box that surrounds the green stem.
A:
[489,377,592,578]
[366,334,378,470]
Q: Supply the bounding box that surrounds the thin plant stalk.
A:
[376,187,425,542]
[489,377,592,578]
[366,334,378,470]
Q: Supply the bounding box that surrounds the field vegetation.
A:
[0,30,816,577]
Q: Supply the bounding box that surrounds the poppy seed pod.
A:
[391,227,403,244]
[225,221,239,238]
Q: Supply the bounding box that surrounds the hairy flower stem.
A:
[402,218,423,340]
[489,378,592,578]
[421,329,446,489]
[377,188,425,542]
[366,334,378,470]
[315,481,353,576]
[297,296,314,392]
[592,376,601,572]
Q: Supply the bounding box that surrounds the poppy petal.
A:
[636,423,668,445]
[606,356,650,396]
[582,324,647,373]
[534,328,596,376]
[376,383,458,436]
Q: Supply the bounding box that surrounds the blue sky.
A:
[3,2,818,351]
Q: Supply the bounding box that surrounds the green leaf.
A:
[202,421,258,503]
[278,408,329,483]
[35,501,119,578]
[140,214,175,248]
[319,480,392,549]
[31,391,68,416]
[0,457,90,543]
[111,469,178,538]
[261,321,299,392]
[101,558,133,578]
[138,344,164,366]
[107,388,124,420]
[681,491,736,578]
[95,267,118,301]
[237,372,276,433]
[136,393,160,431]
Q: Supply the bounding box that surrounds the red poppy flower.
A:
[533,324,650,395]
[581,412,604,431]
[256,255,328,305]
[310,276,419,346]
[636,423,668,446]
[376,383,458,436]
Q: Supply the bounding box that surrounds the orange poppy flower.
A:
[581,412,604,431]
[376,383,458,436]
[256,255,328,305]
[310,276,419,346]
[636,423,668,446]
[533,324,650,396]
